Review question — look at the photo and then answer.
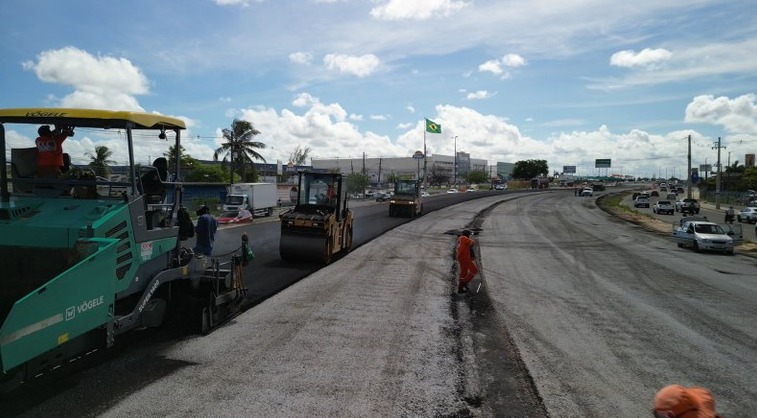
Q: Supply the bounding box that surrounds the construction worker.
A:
[652,384,724,417]
[456,229,478,293]
[35,124,74,177]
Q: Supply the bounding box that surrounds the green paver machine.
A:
[0,108,247,391]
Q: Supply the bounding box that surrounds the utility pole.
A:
[713,137,725,209]
[452,136,458,186]
[687,134,692,200]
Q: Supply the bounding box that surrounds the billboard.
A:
[563,165,576,174]
[595,159,611,168]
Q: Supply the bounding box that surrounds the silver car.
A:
[737,207,757,223]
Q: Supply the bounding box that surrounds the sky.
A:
[2,0,757,179]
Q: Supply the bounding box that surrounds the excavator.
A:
[279,171,353,264]
[0,108,247,391]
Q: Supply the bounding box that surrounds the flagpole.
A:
[423,126,427,190]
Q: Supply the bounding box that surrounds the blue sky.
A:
[2,0,756,179]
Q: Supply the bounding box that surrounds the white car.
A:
[634,196,650,208]
[447,188,459,194]
[737,207,757,223]
[653,200,674,215]
[580,187,593,197]
[672,219,739,254]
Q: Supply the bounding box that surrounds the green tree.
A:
[164,144,198,172]
[289,145,311,165]
[464,169,489,184]
[184,163,227,182]
[512,159,549,180]
[346,173,370,195]
[214,119,266,183]
[86,145,116,178]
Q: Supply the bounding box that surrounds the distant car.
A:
[581,187,593,197]
[375,193,390,202]
[420,191,430,197]
[676,198,700,214]
[660,186,668,192]
[650,190,659,197]
[217,209,253,224]
[466,188,477,193]
[494,184,506,190]
[737,207,757,223]
[447,188,459,194]
[653,200,674,215]
[633,196,650,208]
[666,192,677,200]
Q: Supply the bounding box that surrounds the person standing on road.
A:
[456,229,479,294]
[652,384,724,417]
[193,205,218,257]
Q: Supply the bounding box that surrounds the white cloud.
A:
[23,46,149,111]
[406,105,416,113]
[479,53,527,79]
[466,90,495,100]
[370,0,469,21]
[289,51,313,65]
[323,53,381,77]
[370,114,388,120]
[213,0,250,7]
[685,94,757,134]
[610,48,672,68]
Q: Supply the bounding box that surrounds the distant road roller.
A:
[389,179,423,217]
[279,172,353,264]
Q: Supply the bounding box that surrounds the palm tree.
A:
[86,145,116,178]
[214,119,266,183]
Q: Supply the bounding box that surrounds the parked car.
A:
[217,209,253,224]
[494,184,506,190]
[737,207,757,223]
[672,219,737,254]
[375,192,390,202]
[675,198,700,214]
[653,200,675,214]
[633,196,650,208]
[650,190,659,197]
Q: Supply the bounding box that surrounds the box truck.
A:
[223,182,277,216]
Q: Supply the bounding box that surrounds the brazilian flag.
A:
[425,118,441,134]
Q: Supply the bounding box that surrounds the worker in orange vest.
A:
[456,229,478,294]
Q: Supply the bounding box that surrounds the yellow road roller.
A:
[279,172,353,264]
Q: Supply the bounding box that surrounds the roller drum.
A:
[279,231,331,264]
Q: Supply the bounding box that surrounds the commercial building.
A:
[312,153,489,187]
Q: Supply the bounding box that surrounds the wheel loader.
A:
[388,179,423,217]
[279,171,353,264]
[0,108,247,391]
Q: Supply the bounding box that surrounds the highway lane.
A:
[480,189,757,416]
[209,190,514,306]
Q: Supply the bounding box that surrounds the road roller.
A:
[389,179,423,217]
[279,172,353,264]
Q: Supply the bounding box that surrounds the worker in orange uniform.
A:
[456,229,478,294]
[35,125,74,178]
[652,384,724,418]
